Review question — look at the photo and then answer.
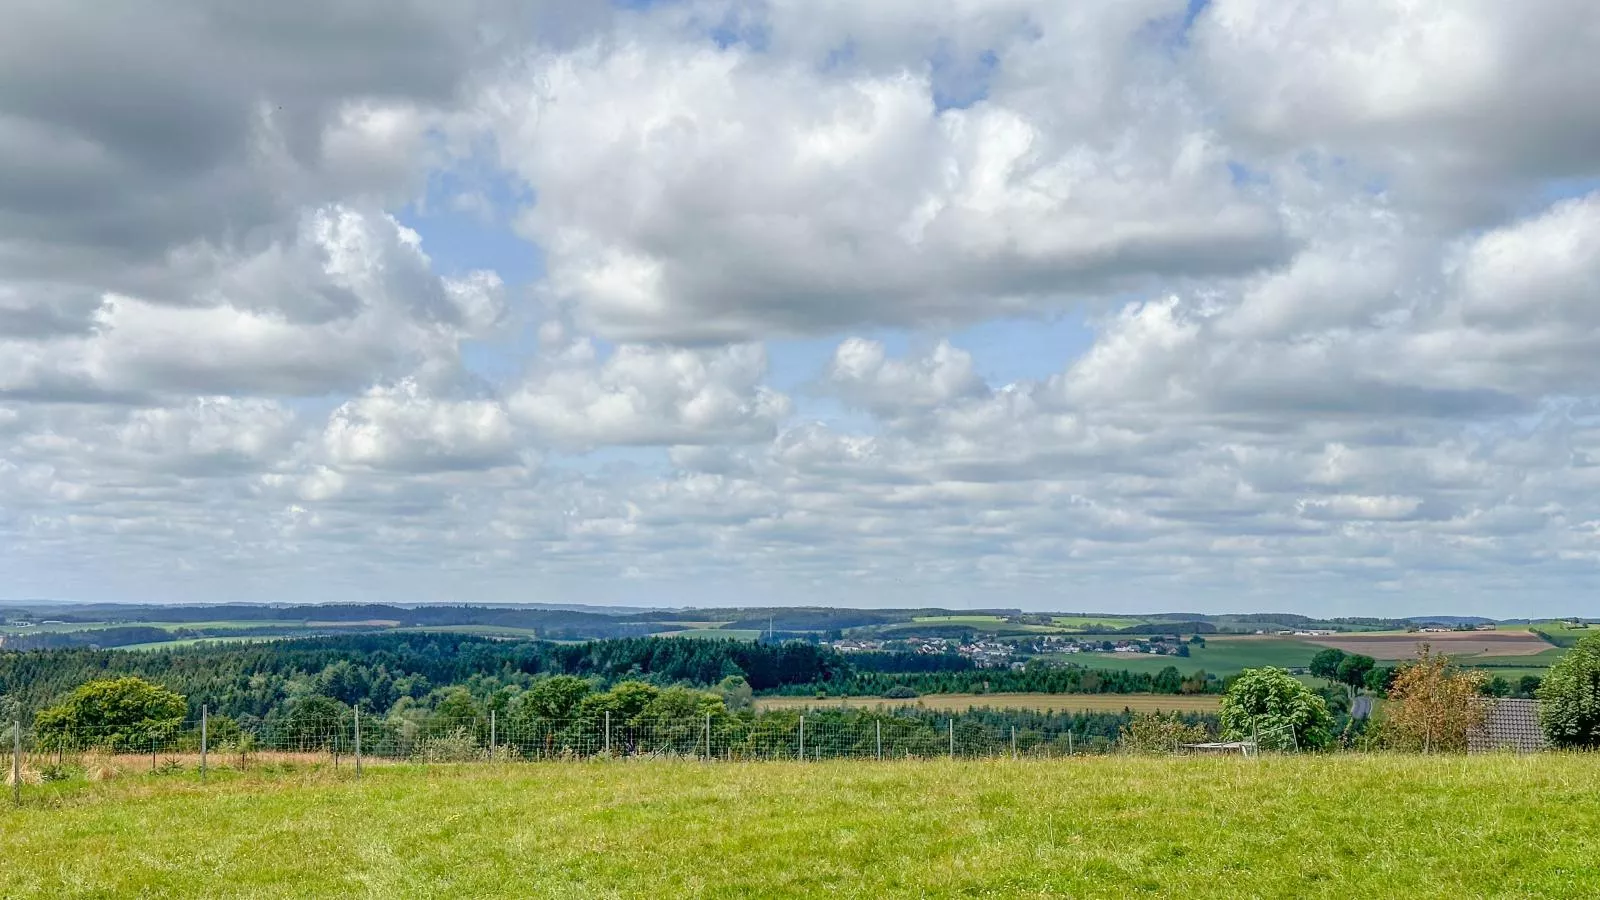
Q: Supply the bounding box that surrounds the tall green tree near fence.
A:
[1537,633,1600,749]
[1219,667,1333,750]
[33,676,185,752]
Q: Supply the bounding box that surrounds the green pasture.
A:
[3,756,1596,898]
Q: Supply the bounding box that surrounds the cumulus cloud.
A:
[481,14,1287,340]
[0,206,504,401]
[4,0,1600,613]
[1195,0,1600,219]
[508,340,791,450]
[322,380,518,473]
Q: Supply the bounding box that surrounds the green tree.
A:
[514,675,592,721]
[1516,675,1543,698]
[712,675,753,712]
[1365,666,1398,696]
[1309,648,1347,683]
[278,694,347,750]
[1478,675,1512,698]
[34,676,186,752]
[1336,654,1376,694]
[1219,667,1334,750]
[1536,633,1600,749]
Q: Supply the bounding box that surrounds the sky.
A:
[2,0,1600,618]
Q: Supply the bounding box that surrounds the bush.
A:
[1537,633,1600,749]
[415,728,485,763]
[1118,712,1209,754]
[883,686,920,700]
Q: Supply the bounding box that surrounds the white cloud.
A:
[481,21,1286,340]
[5,1,1600,613]
[508,341,791,449]
[322,380,518,473]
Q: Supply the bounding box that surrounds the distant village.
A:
[828,634,1197,669]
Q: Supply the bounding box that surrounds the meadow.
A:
[753,692,1221,714]
[3,755,1597,898]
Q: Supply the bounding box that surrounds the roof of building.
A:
[1468,698,1547,753]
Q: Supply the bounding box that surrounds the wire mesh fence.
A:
[4,709,1227,795]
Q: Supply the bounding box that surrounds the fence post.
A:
[798,716,805,761]
[1067,731,1073,757]
[201,705,208,783]
[948,719,954,760]
[704,713,711,761]
[489,710,496,763]
[12,719,20,806]
[354,706,362,781]
[604,711,611,757]
[1011,726,1017,760]
[876,720,882,761]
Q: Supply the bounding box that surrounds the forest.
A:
[0,633,1212,725]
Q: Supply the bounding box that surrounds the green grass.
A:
[1049,615,1151,631]
[1060,637,1321,676]
[654,628,763,640]
[910,614,1012,624]
[4,756,1598,898]
[390,625,542,638]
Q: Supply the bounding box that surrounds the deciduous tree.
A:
[1378,646,1486,752]
[1219,667,1333,750]
[1536,633,1600,749]
[34,676,186,751]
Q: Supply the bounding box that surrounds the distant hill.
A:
[1401,615,1498,626]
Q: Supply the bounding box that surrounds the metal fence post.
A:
[489,710,496,763]
[876,720,882,761]
[703,713,711,761]
[604,711,611,756]
[798,715,805,761]
[151,737,157,773]
[201,705,208,783]
[354,706,362,780]
[1011,726,1017,760]
[12,719,20,806]
[948,719,954,759]
[1067,731,1073,757]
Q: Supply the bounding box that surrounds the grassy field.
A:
[655,628,764,640]
[754,693,1220,713]
[119,635,283,652]
[4,756,1597,898]
[1050,615,1151,631]
[1067,636,1319,676]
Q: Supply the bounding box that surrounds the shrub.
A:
[883,686,920,700]
[1118,712,1209,754]
[415,728,485,763]
[1537,633,1600,749]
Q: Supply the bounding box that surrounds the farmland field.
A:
[753,692,1221,714]
[1067,636,1320,676]
[1306,630,1553,659]
[3,756,1597,898]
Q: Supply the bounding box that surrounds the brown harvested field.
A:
[753,693,1220,714]
[1305,630,1554,659]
